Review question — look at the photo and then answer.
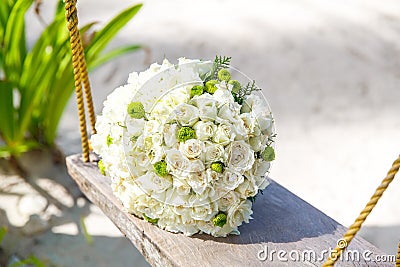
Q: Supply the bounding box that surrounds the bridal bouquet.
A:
[91,56,276,237]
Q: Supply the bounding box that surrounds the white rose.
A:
[219,170,244,190]
[179,139,204,159]
[217,102,241,123]
[151,101,174,122]
[165,189,191,206]
[177,222,199,236]
[256,112,273,135]
[173,177,191,195]
[187,170,209,195]
[240,113,256,134]
[231,119,248,140]
[135,172,172,195]
[202,142,225,164]
[193,121,216,141]
[240,94,261,113]
[246,166,270,191]
[144,120,161,135]
[256,175,270,190]
[189,159,205,172]
[157,206,182,233]
[90,133,104,155]
[235,178,257,198]
[215,190,241,212]
[142,197,165,219]
[252,159,271,177]
[213,83,235,104]
[143,134,164,164]
[227,199,253,227]
[249,134,268,152]
[191,94,218,121]
[205,168,221,183]
[163,123,178,147]
[135,152,150,168]
[172,205,192,223]
[213,122,236,146]
[197,221,239,237]
[190,204,217,221]
[173,103,199,126]
[167,85,190,107]
[126,118,145,136]
[165,149,190,176]
[227,140,255,172]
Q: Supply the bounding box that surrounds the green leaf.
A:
[80,21,98,36]
[0,0,12,45]
[0,1,143,154]
[3,0,33,82]
[85,3,142,63]
[0,141,39,158]
[18,13,69,142]
[261,146,275,162]
[88,44,141,71]
[0,80,15,143]
[80,216,93,246]
[8,255,46,267]
[0,226,7,244]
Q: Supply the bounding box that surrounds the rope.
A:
[323,155,400,266]
[64,0,90,162]
[77,37,97,135]
[62,1,399,262]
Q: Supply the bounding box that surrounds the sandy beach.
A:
[1,0,399,265]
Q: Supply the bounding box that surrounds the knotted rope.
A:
[62,0,399,263]
[64,0,96,162]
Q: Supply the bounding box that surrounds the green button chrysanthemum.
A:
[190,85,204,98]
[127,101,145,119]
[218,69,231,82]
[213,213,227,227]
[178,126,196,142]
[228,80,241,94]
[205,80,218,94]
[211,161,224,173]
[153,160,168,177]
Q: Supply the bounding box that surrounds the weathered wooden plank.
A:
[66,154,392,267]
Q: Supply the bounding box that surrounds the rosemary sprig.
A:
[232,80,261,104]
[236,80,261,99]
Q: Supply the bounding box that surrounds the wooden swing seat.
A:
[66,154,391,267]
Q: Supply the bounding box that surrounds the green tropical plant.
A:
[0,0,142,157]
[0,226,46,267]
